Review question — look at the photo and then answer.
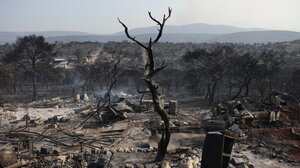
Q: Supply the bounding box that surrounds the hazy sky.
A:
[1,0,300,34]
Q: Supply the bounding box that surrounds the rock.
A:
[0,118,10,126]
[179,154,186,159]
[232,157,245,165]
[149,146,154,151]
[178,157,194,168]
[83,93,89,101]
[234,144,249,153]
[116,148,124,153]
[123,147,130,153]
[135,164,144,168]
[0,149,17,167]
[189,149,199,156]
[125,163,135,168]
[152,165,160,168]
[144,164,155,168]
[105,150,111,155]
[162,161,171,168]
[82,161,88,167]
[183,121,189,126]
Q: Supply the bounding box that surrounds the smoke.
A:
[173,0,300,31]
[72,75,84,88]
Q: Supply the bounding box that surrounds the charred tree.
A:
[227,53,259,100]
[118,8,172,162]
[4,35,54,100]
[259,51,284,102]
[106,57,121,105]
[183,46,233,103]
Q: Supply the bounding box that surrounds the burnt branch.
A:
[118,18,148,50]
[148,61,167,78]
[149,7,172,44]
[137,89,151,94]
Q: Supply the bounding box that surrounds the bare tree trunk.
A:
[206,82,210,99]
[33,73,37,100]
[227,80,233,98]
[209,84,216,103]
[268,74,273,102]
[119,7,172,162]
[145,79,170,161]
[244,80,250,97]
[32,63,37,101]
[19,82,26,94]
[209,81,218,103]
[259,84,265,103]
[13,75,17,94]
[107,58,121,106]
[231,84,244,100]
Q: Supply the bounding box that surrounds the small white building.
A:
[52,58,69,68]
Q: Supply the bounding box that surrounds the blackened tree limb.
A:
[107,56,122,105]
[118,18,148,50]
[118,7,172,162]
[148,62,167,78]
[148,7,172,44]
[137,90,151,94]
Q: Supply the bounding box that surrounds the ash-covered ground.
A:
[0,93,300,168]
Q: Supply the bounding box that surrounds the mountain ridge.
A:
[114,23,267,35]
[44,31,300,44]
[1,23,300,44]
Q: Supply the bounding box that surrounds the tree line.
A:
[0,36,300,103]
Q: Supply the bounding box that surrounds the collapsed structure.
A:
[0,90,299,167]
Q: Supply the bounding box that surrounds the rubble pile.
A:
[211,92,300,168]
[0,93,299,167]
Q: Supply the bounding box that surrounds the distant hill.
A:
[46,33,220,43]
[114,23,266,35]
[209,31,300,43]
[0,31,93,44]
[45,31,300,44]
[1,23,300,44]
